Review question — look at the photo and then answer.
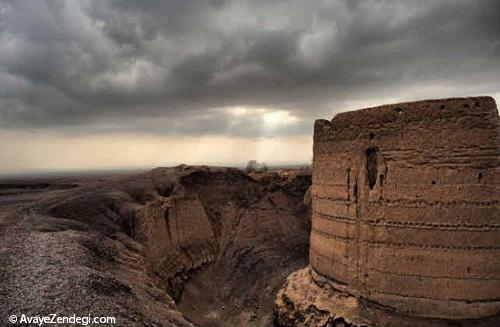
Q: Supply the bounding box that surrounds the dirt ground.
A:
[0,166,311,327]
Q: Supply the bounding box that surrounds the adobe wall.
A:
[310,96,500,320]
[134,192,217,300]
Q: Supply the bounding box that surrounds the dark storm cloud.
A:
[0,0,499,136]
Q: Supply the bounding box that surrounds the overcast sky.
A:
[1,0,499,174]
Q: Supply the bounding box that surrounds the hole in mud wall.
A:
[365,147,378,190]
[369,132,375,140]
[478,172,484,184]
[379,174,384,187]
[346,168,351,201]
[395,107,403,114]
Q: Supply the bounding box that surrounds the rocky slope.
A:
[0,166,311,326]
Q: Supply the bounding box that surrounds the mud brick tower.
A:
[275,96,500,327]
[311,96,500,324]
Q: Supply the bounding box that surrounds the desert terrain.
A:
[0,166,311,327]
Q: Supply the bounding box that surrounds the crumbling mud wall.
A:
[276,96,500,327]
[134,193,217,298]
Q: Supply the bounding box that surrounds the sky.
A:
[0,0,499,174]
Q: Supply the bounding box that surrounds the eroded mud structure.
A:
[275,97,500,327]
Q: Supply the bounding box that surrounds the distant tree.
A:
[246,160,258,173]
[245,160,268,173]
